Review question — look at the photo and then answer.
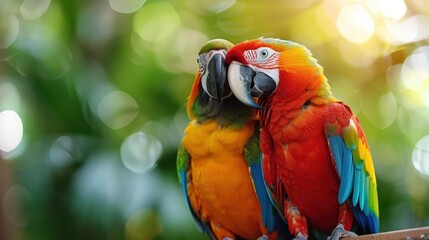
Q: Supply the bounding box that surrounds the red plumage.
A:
[226,38,379,239]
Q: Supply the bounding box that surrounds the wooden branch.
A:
[351,226,429,240]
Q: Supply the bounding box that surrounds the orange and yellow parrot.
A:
[226,38,379,239]
[177,39,290,240]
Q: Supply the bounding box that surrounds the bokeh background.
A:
[1,0,429,239]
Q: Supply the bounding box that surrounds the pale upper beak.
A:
[227,61,277,109]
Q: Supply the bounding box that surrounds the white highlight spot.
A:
[109,0,146,13]
[385,16,418,44]
[412,135,429,177]
[400,46,429,91]
[337,4,374,44]
[0,110,23,152]
[368,0,407,22]
[120,132,162,174]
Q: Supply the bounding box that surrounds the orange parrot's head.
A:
[226,38,332,110]
[187,39,234,120]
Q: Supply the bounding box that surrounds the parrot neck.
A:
[189,89,255,128]
[259,72,335,125]
[217,95,255,128]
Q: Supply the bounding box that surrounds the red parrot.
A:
[226,38,379,239]
[177,39,289,240]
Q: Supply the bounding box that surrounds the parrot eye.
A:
[260,49,268,58]
[256,47,275,60]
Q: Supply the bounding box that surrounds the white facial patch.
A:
[244,47,280,69]
[199,49,227,98]
[242,47,280,85]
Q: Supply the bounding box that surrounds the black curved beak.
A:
[205,53,227,103]
[227,61,277,109]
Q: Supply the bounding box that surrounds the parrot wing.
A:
[324,102,379,233]
[245,123,291,237]
[176,142,216,239]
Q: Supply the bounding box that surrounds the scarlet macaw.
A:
[177,39,289,240]
[226,38,379,239]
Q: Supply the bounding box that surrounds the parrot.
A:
[176,39,290,240]
[225,38,379,240]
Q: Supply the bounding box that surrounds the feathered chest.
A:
[264,105,327,145]
[183,120,254,159]
[261,104,341,226]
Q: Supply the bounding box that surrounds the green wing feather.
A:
[176,142,190,180]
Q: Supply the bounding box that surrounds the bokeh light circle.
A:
[412,135,429,177]
[337,4,374,44]
[400,46,429,91]
[109,0,146,13]
[133,2,181,42]
[20,0,51,20]
[368,0,407,22]
[120,132,163,174]
[0,110,23,152]
[201,0,236,13]
[0,82,21,110]
[97,91,139,129]
[3,185,32,227]
[361,92,398,129]
[384,16,419,44]
[0,14,19,49]
[50,136,75,170]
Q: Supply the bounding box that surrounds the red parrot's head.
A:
[226,38,331,109]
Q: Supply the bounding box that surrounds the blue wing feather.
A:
[249,160,276,233]
[244,124,292,239]
[352,203,379,234]
[324,104,379,234]
[329,135,343,176]
[340,142,354,204]
[352,169,361,206]
[359,175,365,212]
[326,131,379,233]
[328,135,353,204]
[249,154,292,239]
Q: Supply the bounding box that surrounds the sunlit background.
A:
[1,0,429,239]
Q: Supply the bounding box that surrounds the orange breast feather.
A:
[183,120,273,239]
